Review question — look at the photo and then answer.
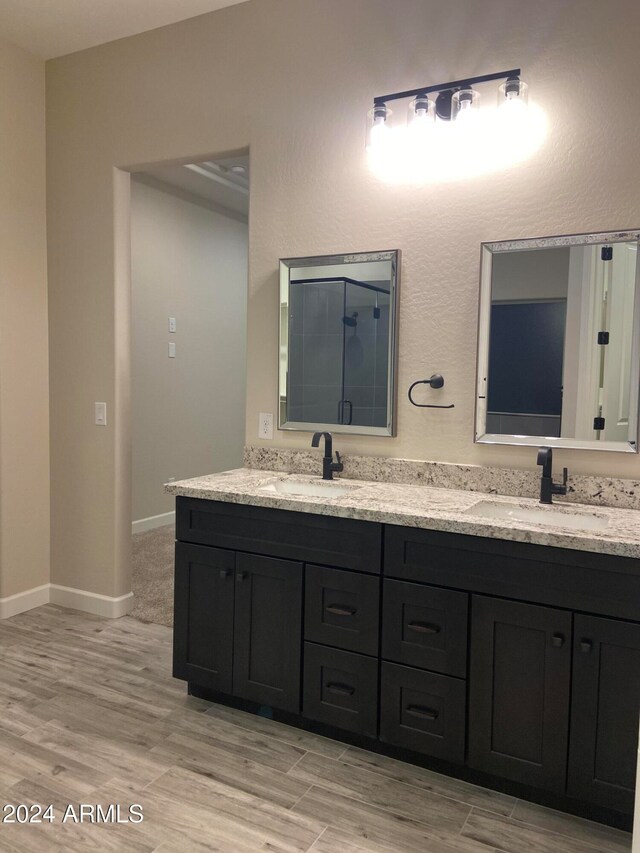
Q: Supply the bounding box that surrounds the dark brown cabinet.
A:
[382,579,468,677]
[233,553,303,712]
[305,564,380,655]
[380,661,466,762]
[174,541,303,713]
[568,615,640,812]
[173,542,235,693]
[469,598,640,810]
[468,595,572,793]
[176,497,382,572]
[173,497,640,824]
[303,642,378,736]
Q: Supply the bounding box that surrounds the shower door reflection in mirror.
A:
[475,231,640,452]
[279,251,399,435]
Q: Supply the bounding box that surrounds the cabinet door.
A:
[568,615,640,813]
[173,542,235,693]
[469,596,571,793]
[233,553,303,712]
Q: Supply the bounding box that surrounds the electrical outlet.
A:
[168,317,176,333]
[258,412,274,439]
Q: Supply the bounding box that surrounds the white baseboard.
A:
[0,584,50,620]
[50,585,134,618]
[0,584,134,620]
[132,510,175,535]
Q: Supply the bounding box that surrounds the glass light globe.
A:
[498,78,529,111]
[452,88,480,124]
[366,105,392,149]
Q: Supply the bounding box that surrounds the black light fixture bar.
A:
[373,68,521,106]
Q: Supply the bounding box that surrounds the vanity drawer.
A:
[384,525,640,622]
[379,662,466,763]
[176,497,381,573]
[305,565,380,655]
[382,580,468,677]
[303,643,378,737]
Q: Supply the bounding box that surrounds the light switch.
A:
[168,317,176,333]
[95,402,107,426]
[168,342,176,358]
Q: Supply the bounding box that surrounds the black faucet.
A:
[311,432,344,480]
[537,447,568,504]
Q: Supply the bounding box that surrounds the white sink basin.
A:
[466,500,609,532]
[259,479,360,499]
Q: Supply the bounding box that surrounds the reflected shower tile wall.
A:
[302,334,343,385]
[341,386,375,409]
[302,385,342,424]
[287,282,391,428]
[372,406,388,427]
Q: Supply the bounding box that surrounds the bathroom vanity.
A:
[168,469,640,829]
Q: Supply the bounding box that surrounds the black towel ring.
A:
[408,374,455,409]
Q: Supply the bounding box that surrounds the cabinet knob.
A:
[219,569,231,579]
[236,571,248,583]
[580,639,593,653]
[551,633,565,648]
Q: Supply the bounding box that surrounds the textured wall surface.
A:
[0,38,50,599]
[131,179,247,521]
[46,0,640,597]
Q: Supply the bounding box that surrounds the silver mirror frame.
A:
[279,250,400,436]
[475,230,640,453]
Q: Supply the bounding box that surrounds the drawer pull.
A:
[236,572,248,583]
[326,604,357,617]
[580,639,593,653]
[326,682,355,696]
[406,704,439,721]
[551,633,565,648]
[219,569,231,579]
[407,621,440,634]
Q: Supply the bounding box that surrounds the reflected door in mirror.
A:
[476,232,640,452]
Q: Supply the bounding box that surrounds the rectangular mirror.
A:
[279,250,399,435]
[476,230,640,452]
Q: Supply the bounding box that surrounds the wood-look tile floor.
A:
[0,605,632,853]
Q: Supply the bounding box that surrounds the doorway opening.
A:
[128,154,249,626]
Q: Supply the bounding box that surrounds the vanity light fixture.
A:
[369,68,523,136]
[366,68,543,183]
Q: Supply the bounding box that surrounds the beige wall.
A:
[491,248,570,302]
[131,178,247,522]
[46,0,640,598]
[0,38,50,599]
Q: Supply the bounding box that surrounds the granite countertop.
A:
[165,468,640,560]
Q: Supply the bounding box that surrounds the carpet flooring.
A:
[131,524,175,627]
